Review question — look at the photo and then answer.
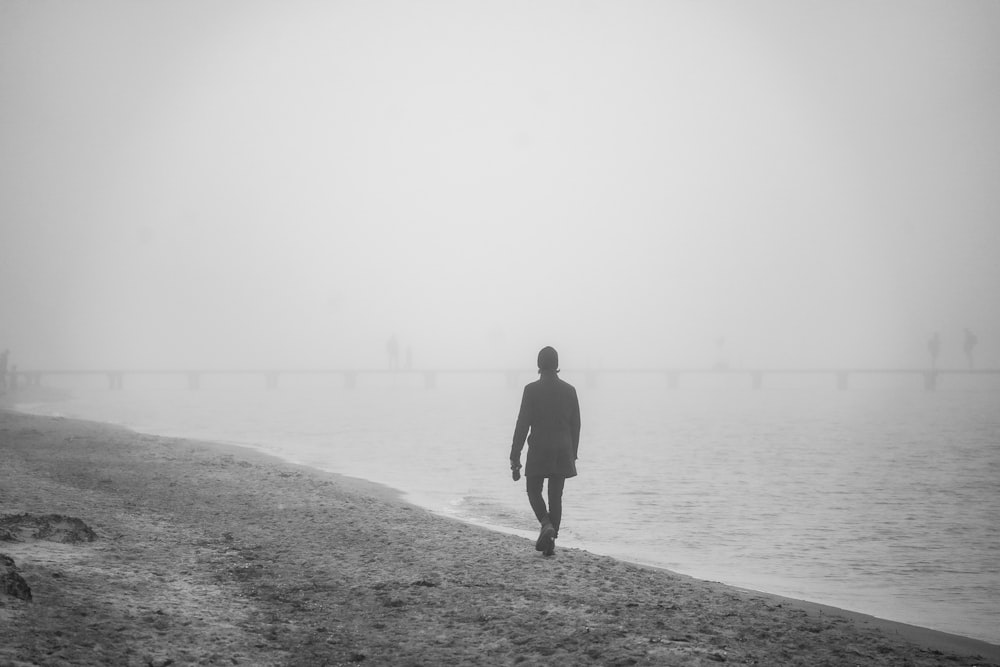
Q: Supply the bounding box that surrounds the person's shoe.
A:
[535,522,555,553]
[543,539,556,557]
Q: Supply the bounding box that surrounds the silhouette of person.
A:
[509,346,581,557]
[928,333,941,369]
[963,329,978,370]
[386,335,399,371]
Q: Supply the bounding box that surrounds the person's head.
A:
[537,346,559,373]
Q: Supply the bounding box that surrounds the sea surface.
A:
[15,370,1000,644]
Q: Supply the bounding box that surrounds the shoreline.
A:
[22,398,998,649]
[616,560,1000,661]
[10,384,999,646]
[2,407,998,665]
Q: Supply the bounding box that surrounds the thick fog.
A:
[2,1,999,372]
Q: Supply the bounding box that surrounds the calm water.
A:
[16,371,1000,644]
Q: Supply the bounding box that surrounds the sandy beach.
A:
[1,407,998,666]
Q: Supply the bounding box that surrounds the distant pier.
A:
[7,367,1000,392]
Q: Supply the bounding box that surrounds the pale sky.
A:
[2,1,998,370]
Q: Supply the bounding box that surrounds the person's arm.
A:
[510,387,531,468]
[570,387,581,460]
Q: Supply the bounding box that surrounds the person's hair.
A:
[537,346,559,372]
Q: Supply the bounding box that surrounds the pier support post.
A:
[751,371,763,390]
[423,371,437,389]
[344,371,357,389]
[187,372,201,390]
[666,372,678,389]
[107,373,123,390]
[586,371,598,389]
[265,372,279,391]
[837,371,849,391]
[923,371,937,391]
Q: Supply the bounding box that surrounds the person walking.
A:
[509,346,581,557]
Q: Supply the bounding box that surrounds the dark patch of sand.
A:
[1,513,98,544]
[1,553,33,601]
[2,408,998,666]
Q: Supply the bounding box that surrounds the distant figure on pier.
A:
[927,333,941,369]
[386,335,399,371]
[963,328,978,370]
[0,349,8,390]
[509,346,581,558]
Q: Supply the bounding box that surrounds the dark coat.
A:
[510,372,580,478]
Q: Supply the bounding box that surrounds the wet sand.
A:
[2,408,998,666]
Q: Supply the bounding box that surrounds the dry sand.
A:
[1,407,998,666]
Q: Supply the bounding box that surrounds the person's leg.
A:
[547,476,566,538]
[526,475,555,553]
[525,475,549,524]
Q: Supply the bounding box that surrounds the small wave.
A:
[444,494,531,529]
